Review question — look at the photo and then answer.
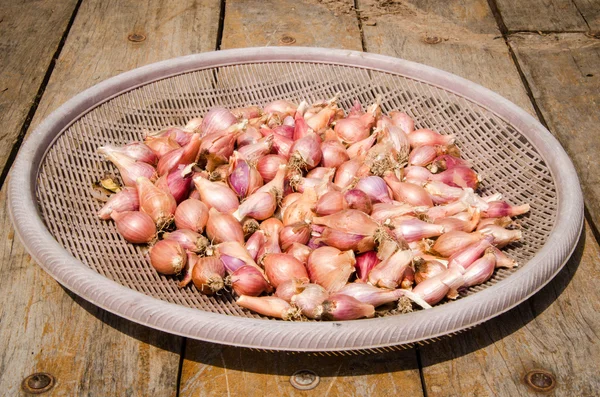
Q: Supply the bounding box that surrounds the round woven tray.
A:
[8,48,583,351]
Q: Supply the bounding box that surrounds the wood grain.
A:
[221,0,362,50]
[0,186,182,396]
[1,0,221,394]
[0,0,78,179]
[357,0,535,114]
[28,0,221,133]
[180,1,425,394]
[509,33,600,228]
[419,223,600,396]
[180,344,423,397]
[494,0,596,32]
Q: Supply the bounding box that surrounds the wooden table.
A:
[1,0,599,395]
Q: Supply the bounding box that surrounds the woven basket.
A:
[8,48,583,351]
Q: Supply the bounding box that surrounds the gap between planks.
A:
[0,0,84,191]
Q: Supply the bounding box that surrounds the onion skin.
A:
[174,198,209,233]
[206,208,245,244]
[149,239,186,275]
[136,176,177,229]
[307,246,356,293]
[229,266,273,296]
[110,210,156,244]
[192,256,226,295]
[318,294,375,320]
[236,295,299,320]
[263,253,309,288]
[96,100,530,321]
[98,187,139,220]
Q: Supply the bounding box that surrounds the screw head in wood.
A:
[584,31,600,39]
[524,369,556,392]
[279,35,296,45]
[422,36,443,44]
[128,33,146,42]
[290,369,319,390]
[21,372,55,394]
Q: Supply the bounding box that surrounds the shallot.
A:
[95,96,530,322]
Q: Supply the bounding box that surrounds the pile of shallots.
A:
[96,95,529,321]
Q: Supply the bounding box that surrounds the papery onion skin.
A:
[414,258,447,284]
[343,189,373,214]
[110,210,156,244]
[307,246,356,293]
[338,283,403,307]
[321,139,350,168]
[98,187,139,220]
[257,155,288,182]
[206,208,245,244]
[192,256,226,295]
[149,239,187,275]
[97,149,156,187]
[285,243,313,265]
[318,294,375,320]
[201,107,238,137]
[193,176,239,213]
[279,222,311,251]
[163,229,208,254]
[275,278,308,302]
[174,198,209,233]
[263,253,309,288]
[136,176,177,229]
[236,295,299,320]
[291,283,329,319]
[229,266,274,296]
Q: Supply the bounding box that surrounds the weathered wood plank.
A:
[28,0,221,133]
[0,0,79,179]
[180,345,423,397]
[494,0,595,32]
[509,33,600,228]
[221,0,362,50]
[419,223,600,396]
[1,0,221,395]
[181,1,424,395]
[0,186,182,396]
[358,0,535,113]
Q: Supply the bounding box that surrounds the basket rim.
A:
[8,47,583,351]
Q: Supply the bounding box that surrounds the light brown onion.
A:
[236,295,299,320]
[229,266,273,296]
[193,176,239,213]
[149,239,186,275]
[136,176,177,229]
[98,187,139,220]
[174,198,209,233]
[256,155,287,182]
[110,210,156,244]
[263,253,309,288]
[279,222,311,251]
[97,148,156,187]
[307,246,356,293]
[206,207,244,244]
[192,256,226,295]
